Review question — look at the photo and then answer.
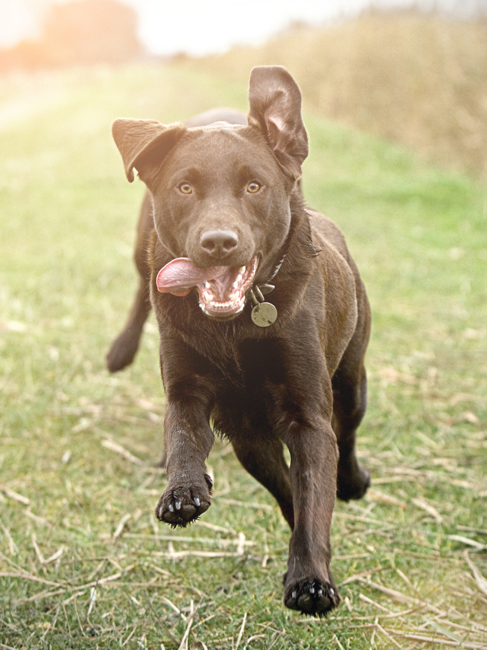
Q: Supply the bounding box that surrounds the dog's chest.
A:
[210,337,292,437]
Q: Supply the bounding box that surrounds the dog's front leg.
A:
[283,412,341,617]
[155,342,215,527]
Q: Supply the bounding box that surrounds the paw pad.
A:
[155,483,211,527]
[285,579,340,617]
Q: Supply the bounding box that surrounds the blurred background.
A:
[1,2,487,647]
[1,0,487,178]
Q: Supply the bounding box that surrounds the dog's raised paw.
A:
[155,484,211,527]
[284,579,340,617]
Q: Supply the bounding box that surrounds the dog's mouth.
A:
[156,256,258,318]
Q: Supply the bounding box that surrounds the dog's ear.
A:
[248,66,308,180]
[112,118,186,184]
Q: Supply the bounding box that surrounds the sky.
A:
[0,0,483,57]
[119,0,390,57]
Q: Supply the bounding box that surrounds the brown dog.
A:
[107,66,371,616]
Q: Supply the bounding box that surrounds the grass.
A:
[0,62,486,649]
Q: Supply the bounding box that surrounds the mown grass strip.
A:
[0,62,486,649]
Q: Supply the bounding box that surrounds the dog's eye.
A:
[178,183,193,194]
[247,181,261,194]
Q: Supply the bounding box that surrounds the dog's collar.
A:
[245,207,312,327]
[250,252,285,298]
[245,250,287,328]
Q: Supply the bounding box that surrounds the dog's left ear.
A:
[248,66,309,180]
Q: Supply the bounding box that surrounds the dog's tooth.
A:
[318,589,323,596]
[291,591,297,599]
[204,281,211,288]
[194,497,200,507]
[175,501,181,510]
[309,587,315,594]
[330,588,335,595]
[233,274,243,288]
[168,504,174,512]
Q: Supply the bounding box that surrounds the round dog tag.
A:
[251,302,278,327]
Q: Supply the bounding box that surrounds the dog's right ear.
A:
[112,118,186,184]
[248,66,308,180]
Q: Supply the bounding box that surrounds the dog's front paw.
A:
[284,578,340,617]
[155,474,212,527]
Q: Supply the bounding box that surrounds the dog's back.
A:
[185,107,248,128]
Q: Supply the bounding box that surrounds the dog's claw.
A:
[155,486,211,527]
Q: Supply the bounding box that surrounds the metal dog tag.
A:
[251,301,278,328]
[258,284,275,295]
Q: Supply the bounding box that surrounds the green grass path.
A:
[0,63,486,649]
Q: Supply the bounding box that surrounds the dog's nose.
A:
[200,229,239,258]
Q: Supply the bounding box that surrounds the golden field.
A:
[191,11,487,180]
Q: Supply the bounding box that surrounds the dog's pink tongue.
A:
[156,257,218,297]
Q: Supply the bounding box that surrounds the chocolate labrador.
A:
[107,66,371,616]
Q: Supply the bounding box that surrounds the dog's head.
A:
[112,66,308,319]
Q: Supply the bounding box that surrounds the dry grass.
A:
[0,62,486,648]
[190,10,487,180]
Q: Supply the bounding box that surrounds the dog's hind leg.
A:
[106,192,153,372]
[332,362,371,501]
[332,294,371,501]
[231,436,294,529]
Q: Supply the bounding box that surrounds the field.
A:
[0,62,486,649]
[190,11,487,181]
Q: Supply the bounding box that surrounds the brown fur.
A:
[107,66,371,616]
